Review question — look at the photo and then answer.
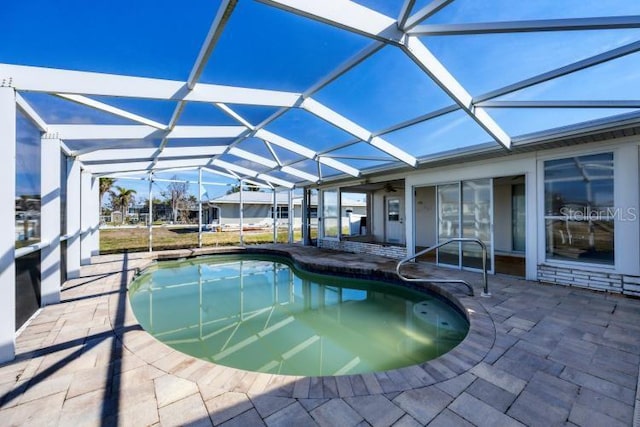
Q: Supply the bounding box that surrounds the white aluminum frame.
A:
[2,2,637,191]
[40,135,61,305]
[4,0,640,365]
[0,88,16,363]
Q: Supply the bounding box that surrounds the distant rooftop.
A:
[210,191,364,206]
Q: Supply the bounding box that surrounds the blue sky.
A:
[7,1,640,200]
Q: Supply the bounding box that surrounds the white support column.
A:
[66,158,81,278]
[198,168,203,248]
[148,172,153,252]
[0,87,16,363]
[273,189,278,243]
[40,136,61,305]
[288,189,294,244]
[90,175,100,256]
[302,187,310,246]
[239,180,244,245]
[80,170,92,265]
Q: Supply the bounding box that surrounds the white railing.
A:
[396,237,490,297]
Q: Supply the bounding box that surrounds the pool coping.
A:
[114,246,496,398]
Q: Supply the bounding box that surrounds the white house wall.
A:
[414,186,437,248]
[214,204,295,228]
[403,137,640,292]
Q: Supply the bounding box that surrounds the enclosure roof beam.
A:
[83,161,153,174]
[256,0,402,42]
[0,64,301,107]
[403,36,511,149]
[85,157,220,174]
[167,125,246,139]
[52,125,164,140]
[254,129,316,159]
[257,0,510,154]
[228,147,279,169]
[202,167,243,181]
[322,154,390,161]
[302,41,385,98]
[257,173,295,188]
[401,0,453,31]
[16,93,48,132]
[408,16,640,36]
[477,100,640,109]
[215,103,255,130]
[50,124,246,140]
[152,1,238,169]
[280,166,318,183]
[187,0,237,89]
[154,158,213,170]
[475,39,640,104]
[318,157,360,177]
[210,159,261,178]
[56,94,167,129]
[79,148,161,162]
[397,0,416,30]
[301,97,416,167]
[207,160,294,188]
[97,171,149,179]
[159,146,228,158]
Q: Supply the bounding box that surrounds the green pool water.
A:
[129,254,469,376]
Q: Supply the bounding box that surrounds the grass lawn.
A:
[100,226,303,253]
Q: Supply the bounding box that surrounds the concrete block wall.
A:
[538,264,640,296]
[318,239,407,260]
[622,275,640,297]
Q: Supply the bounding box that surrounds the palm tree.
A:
[109,186,136,224]
[99,178,116,204]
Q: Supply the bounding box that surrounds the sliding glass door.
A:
[437,179,493,272]
[462,179,492,270]
[437,184,460,266]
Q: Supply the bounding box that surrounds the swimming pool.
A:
[128,254,469,376]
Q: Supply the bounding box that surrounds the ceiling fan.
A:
[383,183,397,193]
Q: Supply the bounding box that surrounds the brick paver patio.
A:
[1,245,639,426]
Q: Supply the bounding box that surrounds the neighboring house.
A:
[204,191,365,231]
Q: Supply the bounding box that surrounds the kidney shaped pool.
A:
[129,254,469,376]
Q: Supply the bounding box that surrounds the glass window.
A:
[280,207,289,219]
[341,192,367,236]
[544,152,614,265]
[322,189,339,238]
[16,112,41,248]
[387,199,400,222]
[270,206,289,219]
[512,183,526,252]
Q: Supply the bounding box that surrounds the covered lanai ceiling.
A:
[4,0,640,189]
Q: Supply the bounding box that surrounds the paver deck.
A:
[1,244,639,426]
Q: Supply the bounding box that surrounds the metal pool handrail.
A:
[396,237,491,297]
